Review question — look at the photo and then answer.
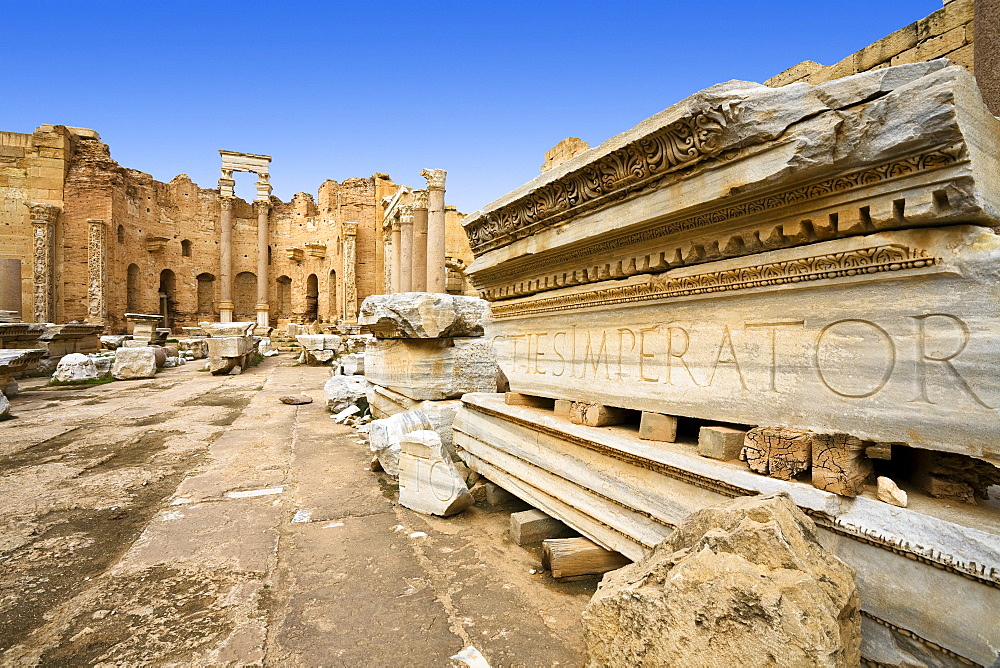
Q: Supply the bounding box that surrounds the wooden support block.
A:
[510,509,576,545]
[741,426,813,480]
[639,412,678,442]
[505,392,554,409]
[553,399,573,417]
[811,433,872,497]
[569,402,628,427]
[542,537,630,579]
[698,426,746,461]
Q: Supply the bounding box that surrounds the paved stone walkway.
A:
[0,356,592,666]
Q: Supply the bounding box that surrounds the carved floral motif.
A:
[420,168,447,191]
[411,188,429,209]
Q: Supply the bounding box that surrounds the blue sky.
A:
[2,1,941,213]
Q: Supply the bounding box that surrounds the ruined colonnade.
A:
[382,169,448,295]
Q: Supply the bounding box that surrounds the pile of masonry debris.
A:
[323,61,999,667]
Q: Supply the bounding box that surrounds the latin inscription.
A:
[491,313,994,409]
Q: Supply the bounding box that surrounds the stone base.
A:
[453,393,1000,666]
[364,337,498,400]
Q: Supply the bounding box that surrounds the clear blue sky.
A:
[2,1,942,213]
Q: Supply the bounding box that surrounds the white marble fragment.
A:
[398,429,473,517]
[53,353,98,383]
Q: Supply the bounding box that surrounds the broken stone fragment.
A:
[876,477,908,507]
[279,394,313,405]
[398,429,474,517]
[99,334,130,350]
[741,426,813,480]
[582,492,861,668]
[698,426,746,461]
[811,433,873,497]
[368,410,433,476]
[111,347,157,380]
[358,292,489,339]
[338,353,364,376]
[53,353,98,383]
[911,450,1000,504]
[0,391,9,418]
[364,337,499,401]
[323,375,367,414]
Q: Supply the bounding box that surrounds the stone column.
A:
[344,221,358,322]
[26,202,59,323]
[399,205,414,293]
[411,189,428,292]
[254,199,271,328]
[218,171,236,323]
[421,169,447,293]
[86,219,107,325]
[390,218,402,293]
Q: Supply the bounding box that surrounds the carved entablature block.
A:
[305,242,326,258]
[463,62,1000,304]
[286,247,304,263]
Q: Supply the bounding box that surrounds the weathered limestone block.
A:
[877,477,908,507]
[0,391,9,418]
[53,353,97,383]
[200,322,255,338]
[90,354,114,379]
[365,384,463,453]
[742,426,813,480]
[205,336,251,358]
[912,450,1000,504]
[582,493,861,668]
[569,402,628,427]
[511,509,576,545]
[698,426,747,461]
[339,353,364,375]
[359,292,488,339]
[100,335,130,350]
[369,410,433,476]
[122,340,148,348]
[398,429,474,516]
[342,334,373,354]
[364,338,498,401]
[296,334,343,365]
[201,322,254,375]
[126,313,162,342]
[812,433,873,496]
[111,347,157,380]
[177,338,208,359]
[638,412,677,441]
[323,375,367,414]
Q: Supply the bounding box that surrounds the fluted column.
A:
[399,205,414,293]
[411,189,428,292]
[86,218,107,325]
[390,219,402,293]
[26,202,59,323]
[254,199,271,328]
[344,221,358,321]
[421,169,447,293]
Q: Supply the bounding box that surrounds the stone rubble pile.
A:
[296,333,373,366]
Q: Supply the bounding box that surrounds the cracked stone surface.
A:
[0,355,591,665]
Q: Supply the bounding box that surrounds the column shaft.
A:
[391,221,402,293]
[421,169,447,293]
[344,222,358,321]
[400,207,413,293]
[218,197,234,323]
[255,200,270,328]
[411,189,428,292]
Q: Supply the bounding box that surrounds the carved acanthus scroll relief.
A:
[472,146,966,301]
[87,219,108,322]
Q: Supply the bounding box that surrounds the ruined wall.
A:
[766,0,977,87]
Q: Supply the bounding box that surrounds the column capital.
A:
[26,202,60,223]
[220,196,235,211]
[419,169,446,191]
[254,199,272,213]
[344,221,359,237]
[389,218,401,232]
[86,218,106,228]
[411,188,429,210]
[400,205,414,225]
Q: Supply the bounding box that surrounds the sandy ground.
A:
[0,356,594,667]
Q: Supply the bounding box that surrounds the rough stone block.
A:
[582,493,860,667]
[505,392,554,408]
[741,427,813,480]
[364,337,498,401]
[398,429,473,517]
[638,412,678,442]
[205,336,250,358]
[111,347,157,380]
[53,353,97,383]
[698,426,746,461]
[877,477,908,507]
[510,509,575,545]
[339,353,364,375]
[358,292,488,339]
[553,399,573,417]
[812,433,873,497]
[323,375,367,414]
[569,402,628,427]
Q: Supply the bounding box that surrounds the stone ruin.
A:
[451,60,1000,664]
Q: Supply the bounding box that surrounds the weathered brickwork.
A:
[766,0,981,90]
[0,128,473,331]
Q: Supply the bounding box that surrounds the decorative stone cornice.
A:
[25,202,59,223]
[420,169,446,191]
[411,189,429,209]
[464,105,729,255]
